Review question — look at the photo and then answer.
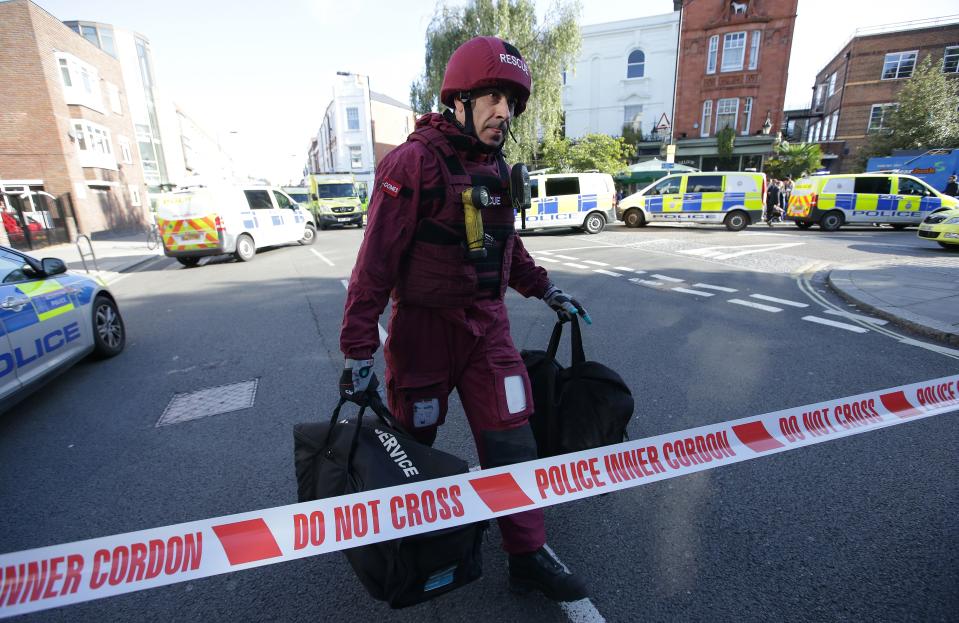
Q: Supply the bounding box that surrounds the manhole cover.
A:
[157,379,259,427]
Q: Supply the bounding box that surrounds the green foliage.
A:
[620,123,643,154]
[716,126,735,158]
[539,134,631,174]
[764,141,823,179]
[858,54,959,166]
[409,0,582,164]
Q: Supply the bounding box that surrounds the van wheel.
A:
[819,211,843,231]
[724,211,748,231]
[91,295,125,359]
[299,223,317,245]
[583,212,606,234]
[234,234,256,262]
[890,224,908,231]
[624,209,646,228]
[795,221,813,230]
[176,257,200,268]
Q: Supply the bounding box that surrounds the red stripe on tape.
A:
[880,391,923,419]
[469,473,534,512]
[732,421,784,453]
[212,519,282,565]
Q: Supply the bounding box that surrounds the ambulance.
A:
[618,172,766,231]
[156,184,317,267]
[307,174,364,229]
[786,173,958,231]
[518,172,616,234]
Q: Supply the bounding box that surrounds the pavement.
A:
[17,232,959,345]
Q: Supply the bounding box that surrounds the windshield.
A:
[317,183,356,199]
[288,193,310,204]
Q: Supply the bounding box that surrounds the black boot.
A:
[508,546,589,602]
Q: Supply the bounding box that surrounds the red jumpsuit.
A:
[340,112,550,554]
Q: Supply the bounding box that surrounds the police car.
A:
[0,245,125,413]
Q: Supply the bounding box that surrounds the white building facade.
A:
[309,73,376,195]
[563,12,680,140]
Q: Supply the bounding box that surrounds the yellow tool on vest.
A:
[462,186,491,261]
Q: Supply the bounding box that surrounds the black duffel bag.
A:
[522,317,634,457]
[294,395,485,609]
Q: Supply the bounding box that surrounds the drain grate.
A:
[157,379,259,427]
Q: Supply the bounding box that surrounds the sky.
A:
[35,0,959,184]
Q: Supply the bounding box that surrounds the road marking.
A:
[593,269,623,277]
[650,274,683,283]
[614,266,645,273]
[897,337,959,357]
[801,315,869,333]
[629,278,667,288]
[693,283,737,293]
[750,294,809,308]
[555,254,580,260]
[341,279,388,344]
[679,242,804,260]
[824,309,889,325]
[672,287,715,297]
[564,262,589,269]
[583,260,609,267]
[728,298,783,312]
[537,256,562,263]
[310,249,335,266]
[542,544,607,623]
[536,250,553,255]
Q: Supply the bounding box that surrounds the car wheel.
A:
[91,295,125,358]
[234,234,256,262]
[582,212,606,234]
[938,241,959,250]
[176,257,200,268]
[724,211,748,231]
[795,221,813,230]
[890,224,908,231]
[624,209,646,228]
[819,211,843,231]
[299,223,317,245]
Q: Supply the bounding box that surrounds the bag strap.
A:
[546,321,564,359]
[569,316,586,365]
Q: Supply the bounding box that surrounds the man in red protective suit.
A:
[339,36,590,602]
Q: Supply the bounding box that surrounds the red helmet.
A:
[440,36,531,116]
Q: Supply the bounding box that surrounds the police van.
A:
[517,172,616,234]
[156,185,317,267]
[618,172,765,231]
[786,173,958,231]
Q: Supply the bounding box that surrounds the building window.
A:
[118,136,133,164]
[828,111,839,140]
[827,72,837,96]
[55,53,104,112]
[346,107,360,130]
[129,185,141,207]
[821,115,831,142]
[741,97,752,135]
[58,58,72,87]
[700,100,712,137]
[349,145,362,169]
[626,50,645,78]
[135,39,154,89]
[748,30,761,70]
[868,103,898,133]
[716,98,738,132]
[70,22,117,57]
[814,83,825,109]
[882,51,917,79]
[706,35,719,74]
[945,46,959,73]
[107,83,122,115]
[624,105,643,132]
[72,120,117,170]
[721,32,746,72]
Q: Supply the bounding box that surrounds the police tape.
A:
[1,374,957,618]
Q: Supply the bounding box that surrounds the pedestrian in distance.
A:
[338,36,590,602]
[766,178,783,226]
[944,175,958,197]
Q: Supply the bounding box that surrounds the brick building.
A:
[804,17,959,173]
[0,0,148,250]
[671,0,798,171]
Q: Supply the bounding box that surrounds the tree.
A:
[858,54,959,166]
[764,141,823,179]
[539,134,630,175]
[409,0,582,164]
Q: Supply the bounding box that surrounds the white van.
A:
[156,185,317,267]
[517,172,616,234]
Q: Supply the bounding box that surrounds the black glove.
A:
[543,284,592,324]
[339,358,378,405]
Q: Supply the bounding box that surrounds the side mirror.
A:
[310,193,318,201]
[41,257,67,276]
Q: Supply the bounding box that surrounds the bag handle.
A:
[546,317,586,365]
[546,320,564,359]
[328,393,404,494]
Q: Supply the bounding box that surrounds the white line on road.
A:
[536,256,562,263]
[823,309,889,325]
[593,269,623,277]
[310,249,335,266]
[564,262,589,269]
[693,283,738,293]
[672,287,715,297]
[750,294,809,308]
[897,337,959,357]
[801,315,869,333]
[555,254,580,260]
[650,274,683,283]
[630,278,666,288]
[614,266,645,273]
[728,298,783,313]
[583,260,609,266]
[341,279,388,344]
[542,544,607,623]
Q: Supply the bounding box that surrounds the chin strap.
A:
[452,92,509,155]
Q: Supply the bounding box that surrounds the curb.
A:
[827,269,959,346]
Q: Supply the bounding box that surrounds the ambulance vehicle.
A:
[618,172,765,231]
[786,173,957,231]
[307,174,364,229]
[518,172,616,234]
[156,185,317,267]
